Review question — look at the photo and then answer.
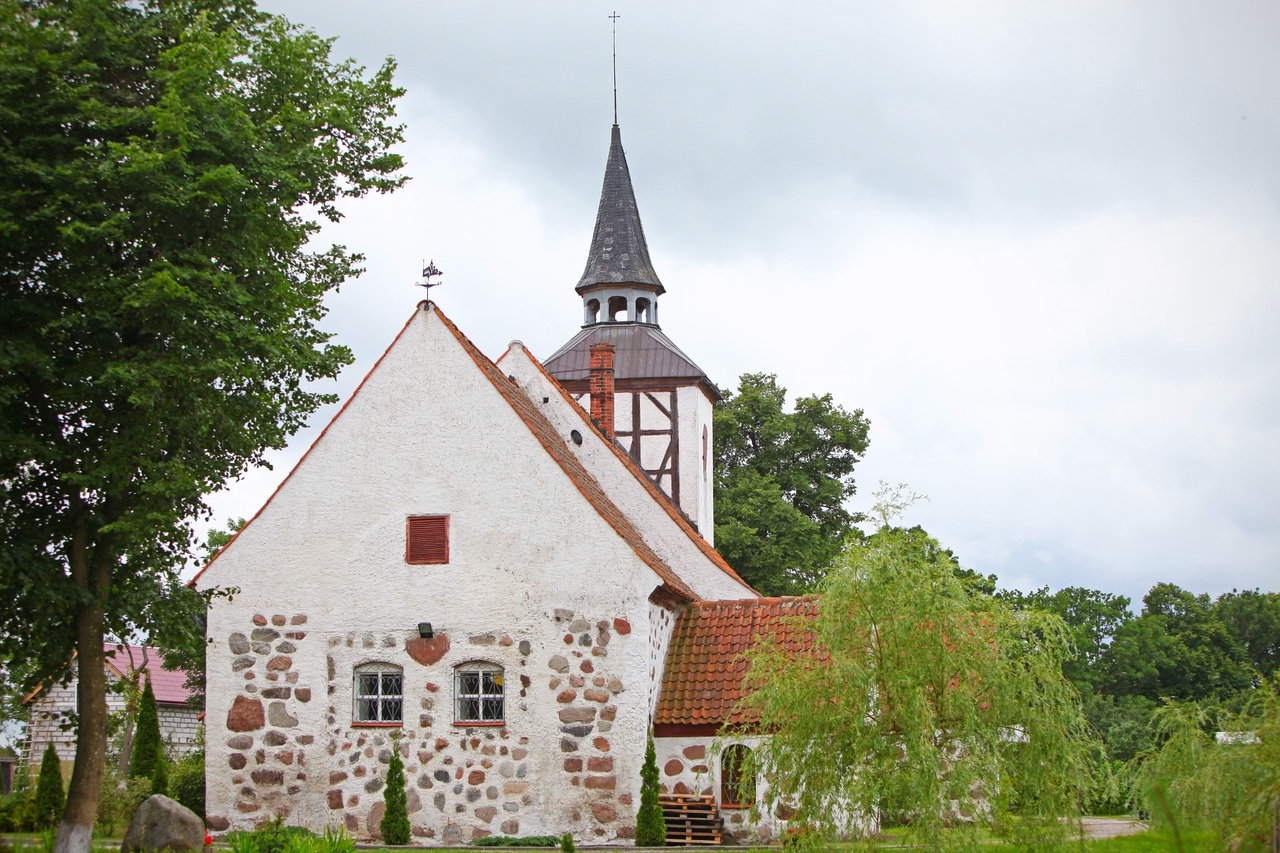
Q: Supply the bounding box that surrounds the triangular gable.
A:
[497,343,755,601]
[192,302,695,602]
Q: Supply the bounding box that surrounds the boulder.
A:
[122,795,205,853]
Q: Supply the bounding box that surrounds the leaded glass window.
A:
[353,663,403,723]
[454,662,504,723]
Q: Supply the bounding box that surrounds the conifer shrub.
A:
[150,751,168,797]
[32,742,65,829]
[558,833,574,853]
[130,678,161,781]
[634,735,666,847]
[379,741,410,845]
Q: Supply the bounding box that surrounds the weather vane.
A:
[610,11,620,125]
[416,260,443,298]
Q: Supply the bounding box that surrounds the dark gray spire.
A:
[575,126,665,295]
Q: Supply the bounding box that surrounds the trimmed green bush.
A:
[471,837,561,847]
[380,742,410,845]
[129,679,161,781]
[32,743,65,829]
[169,754,205,818]
[634,736,665,847]
[559,833,574,853]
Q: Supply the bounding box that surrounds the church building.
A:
[196,124,816,844]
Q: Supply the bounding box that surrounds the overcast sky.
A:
[204,1,1280,607]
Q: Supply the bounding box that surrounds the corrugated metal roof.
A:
[543,324,710,384]
[655,597,823,727]
[575,125,664,295]
[104,644,193,706]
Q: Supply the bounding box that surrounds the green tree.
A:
[739,488,1095,849]
[1131,684,1280,849]
[1214,588,1280,680]
[714,374,870,595]
[0,2,406,850]
[1002,586,1133,694]
[149,751,167,798]
[634,735,666,847]
[380,741,410,845]
[33,742,66,829]
[1101,584,1251,702]
[128,679,160,782]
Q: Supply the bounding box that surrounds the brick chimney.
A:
[589,343,616,441]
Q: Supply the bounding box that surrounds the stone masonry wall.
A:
[207,613,316,831]
[208,607,644,844]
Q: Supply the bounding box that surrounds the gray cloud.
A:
[204,1,1280,604]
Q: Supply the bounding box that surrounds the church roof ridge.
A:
[507,341,755,596]
[431,304,696,603]
[575,125,664,295]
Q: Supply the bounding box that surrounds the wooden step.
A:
[659,794,723,846]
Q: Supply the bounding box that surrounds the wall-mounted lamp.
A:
[418,622,434,639]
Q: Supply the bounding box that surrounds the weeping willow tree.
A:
[1131,683,1280,850]
[737,486,1096,851]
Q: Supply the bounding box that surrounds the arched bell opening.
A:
[635,297,652,324]
[584,298,601,325]
[608,295,629,323]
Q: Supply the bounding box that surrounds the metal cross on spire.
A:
[610,11,620,126]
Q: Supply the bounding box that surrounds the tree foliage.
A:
[1130,683,1280,849]
[0,1,406,848]
[128,678,161,782]
[634,735,666,847]
[34,742,66,829]
[380,741,410,845]
[739,491,1094,849]
[714,374,870,595]
[1103,584,1252,702]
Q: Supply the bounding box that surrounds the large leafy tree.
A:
[714,373,870,595]
[1214,588,1280,681]
[1001,586,1133,694]
[1100,583,1252,702]
[739,491,1094,849]
[0,2,406,851]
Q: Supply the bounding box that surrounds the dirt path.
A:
[1079,817,1148,839]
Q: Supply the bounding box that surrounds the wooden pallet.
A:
[660,793,723,846]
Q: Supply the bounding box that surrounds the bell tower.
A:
[545,125,718,543]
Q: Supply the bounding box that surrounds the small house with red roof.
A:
[194,124,826,845]
[22,643,199,778]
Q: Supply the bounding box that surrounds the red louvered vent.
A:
[406,515,449,565]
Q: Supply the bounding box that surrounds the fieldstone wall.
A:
[209,605,646,844]
[645,602,675,718]
[546,609,634,840]
[206,613,315,831]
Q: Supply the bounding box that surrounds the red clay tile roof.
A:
[434,304,697,603]
[655,597,822,727]
[509,344,754,596]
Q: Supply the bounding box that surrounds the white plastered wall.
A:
[675,386,715,545]
[497,344,752,602]
[197,307,673,842]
